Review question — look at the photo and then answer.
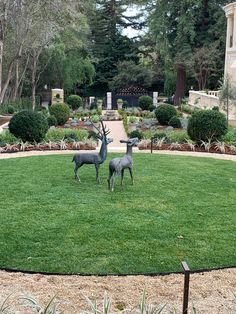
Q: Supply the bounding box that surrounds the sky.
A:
[122,5,146,38]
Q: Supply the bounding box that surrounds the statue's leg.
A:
[128,168,134,185]
[95,164,100,184]
[108,168,113,190]
[121,169,124,186]
[74,165,81,182]
[111,173,117,192]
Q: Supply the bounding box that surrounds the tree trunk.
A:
[174,64,186,105]
[0,40,3,98]
[0,60,15,104]
[32,55,37,111]
[13,59,19,101]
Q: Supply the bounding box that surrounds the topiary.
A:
[155,104,177,125]
[129,129,143,140]
[7,105,15,114]
[47,115,58,127]
[168,116,182,128]
[9,110,49,142]
[187,110,228,142]
[49,103,70,125]
[138,96,153,111]
[67,95,82,110]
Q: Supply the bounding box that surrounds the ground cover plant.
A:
[0,154,235,274]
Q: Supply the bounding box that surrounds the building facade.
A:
[224,2,236,84]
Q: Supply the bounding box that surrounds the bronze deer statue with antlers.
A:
[72,119,113,184]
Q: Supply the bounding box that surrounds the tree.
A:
[219,74,236,125]
[149,0,228,104]
[109,60,153,91]
[0,0,93,107]
[88,0,145,95]
[187,45,219,91]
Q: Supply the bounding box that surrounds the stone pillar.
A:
[233,10,236,47]
[51,89,64,105]
[153,91,158,107]
[107,92,112,110]
[89,96,95,106]
[226,15,233,48]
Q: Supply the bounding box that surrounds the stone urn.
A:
[117,99,123,110]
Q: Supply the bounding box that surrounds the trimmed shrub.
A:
[7,105,15,114]
[49,103,70,125]
[0,130,17,144]
[155,104,177,125]
[221,127,236,144]
[138,96,153,110]
[129,129,143,140]
[9,110,48,142]
[168,116,182,128]
[168,130,189,143]
[67,95,82,110]
[45,128,88,142]
[47,115,58,127]
[91,114,100,123]
[187,110,228,142]
[129,116,138,123]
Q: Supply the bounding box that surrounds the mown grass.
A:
[0,154,235,274]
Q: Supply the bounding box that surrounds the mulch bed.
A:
[139,143,236,155]
[0,143,96,154]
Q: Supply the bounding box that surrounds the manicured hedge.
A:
[187,110,228,142]
[9,110,49,142]
[49,103,70,125]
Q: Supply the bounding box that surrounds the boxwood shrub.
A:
[187,110,227,142]
[138,96,153,110]
[168,116,182,128]
[155,104,177,125]
[49,103,70,125]
[47,115,58,127]
[129,129,143,139]
[9,110,49,142]
[67,95,82,110]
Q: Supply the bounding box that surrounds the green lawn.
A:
[0,154,235,274]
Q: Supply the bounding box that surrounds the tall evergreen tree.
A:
[88,0,144,95]
[149,0,228,104]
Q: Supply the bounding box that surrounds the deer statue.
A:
[72,120,113,184]
[108,137,139,192]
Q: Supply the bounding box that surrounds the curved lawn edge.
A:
[1,265,236,277]
[1,154,235,275]
[0,149,236,162]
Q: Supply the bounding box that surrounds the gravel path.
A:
[1,148,236,161]
[0,269,235,313]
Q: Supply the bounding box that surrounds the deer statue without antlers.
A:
[108,137,139,192]
[72,119,113,184]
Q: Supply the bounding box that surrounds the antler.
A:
[100,119,110,137]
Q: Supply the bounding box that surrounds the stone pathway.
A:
[1,149,236,161]
[101,120,128,148]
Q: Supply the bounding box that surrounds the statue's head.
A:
[105,137,113,145]
[120,137,139,147]
[91,117,112,144]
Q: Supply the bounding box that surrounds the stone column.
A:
[234,9,236,47]
[153,92,158,107]
[107,92,112,110]
[226,15,233,48]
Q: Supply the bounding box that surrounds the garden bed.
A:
[138,142,236,155]
[0,142,96,154]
